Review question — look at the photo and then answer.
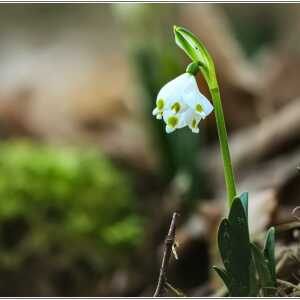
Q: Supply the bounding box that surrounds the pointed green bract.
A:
[173,25,216,89]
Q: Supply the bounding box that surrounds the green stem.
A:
[210,85,236,207]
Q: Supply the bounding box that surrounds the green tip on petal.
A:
[156,98,165,110]
[171,102,181,113]
[196,104,204,113]
[167,116,178,128]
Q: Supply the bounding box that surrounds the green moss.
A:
[0,140,142,271]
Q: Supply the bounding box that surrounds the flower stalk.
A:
[173,25,237,207]
[209,85,236,206]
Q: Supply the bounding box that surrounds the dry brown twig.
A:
[153,212,185,297]
[292,206,300,222]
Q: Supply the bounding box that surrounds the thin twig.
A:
[292,206,300,222]
[211,286,228,297]
[275,221,300,233]
[165,281,186,297]
[277,279,300,290]
[153,212,179,297]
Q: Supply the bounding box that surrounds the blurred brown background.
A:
[0,3,299,296]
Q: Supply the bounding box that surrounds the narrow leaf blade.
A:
[217,219,231,272]
[251,243,276,296]
[249,256,260,296]
[264,227,276,284]
[227,197,251,296]
[213,266,231,292]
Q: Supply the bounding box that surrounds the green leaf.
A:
[264,227,276,284]
[213,266,231,292]
[217,219,231,272]
[251,243,276,296]
[249,256,260,297]
[216,197,252,296]
[227,197,251,296]
[173,25,217,88]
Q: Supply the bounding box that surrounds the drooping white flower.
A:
[152,72,213,133]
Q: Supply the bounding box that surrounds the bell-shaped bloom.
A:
[152,73,213,133]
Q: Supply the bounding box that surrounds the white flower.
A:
[152,73,213,133]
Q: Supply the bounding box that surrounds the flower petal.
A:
[181,73,199,94]
[183,89,213,118]
[182,109,202,133]
[165,125,176,134]
[157,75,186,107]
[152,107,159,116]
[163,110,187,130]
